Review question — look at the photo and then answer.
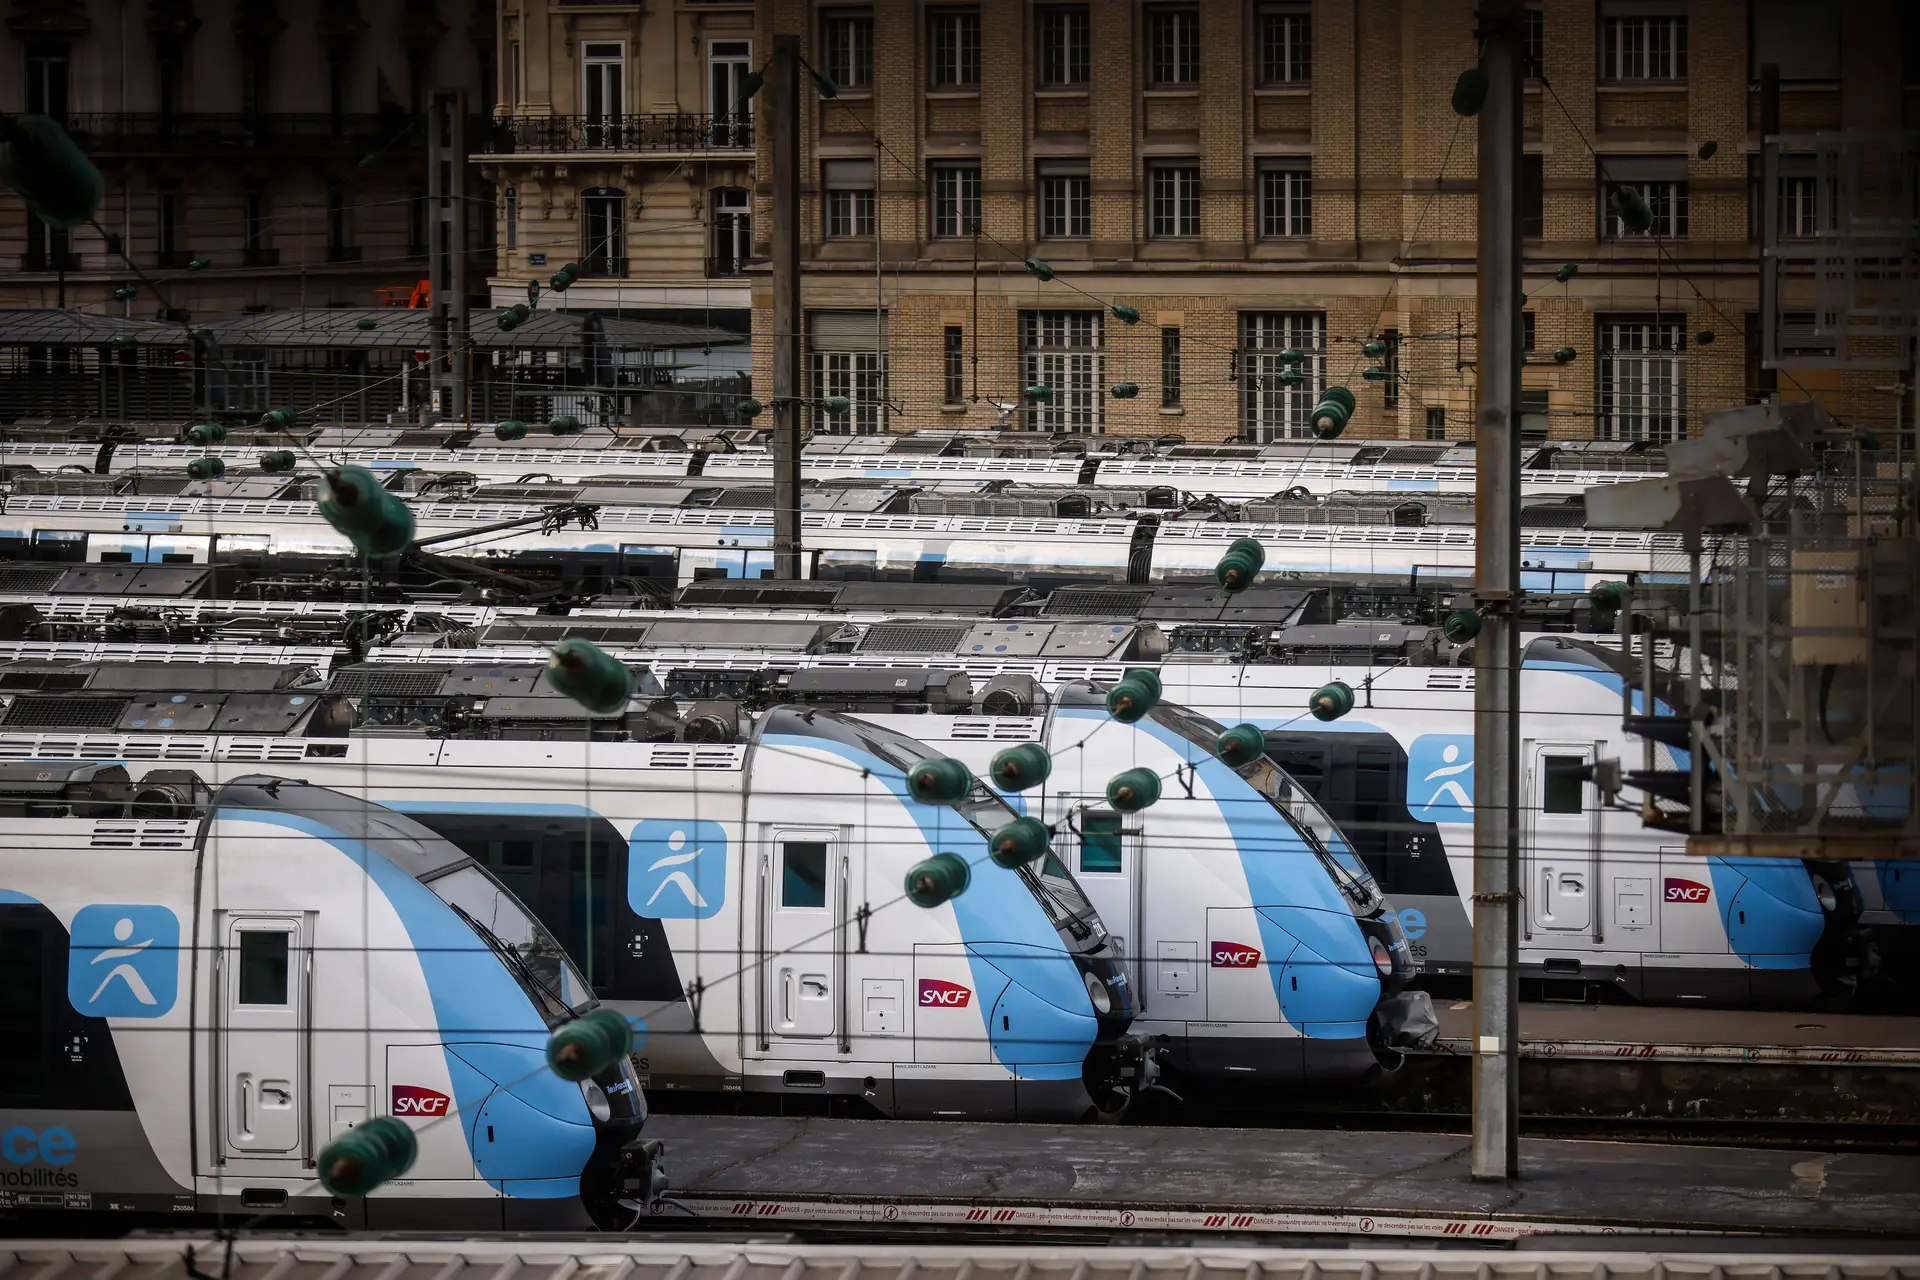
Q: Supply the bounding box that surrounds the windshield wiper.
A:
[449,903,578,1020]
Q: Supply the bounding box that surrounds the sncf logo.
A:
[391,1085,452,1117]
[917,979,972,1008]
[1211,942,1262,969]
[1664,878,1712,904]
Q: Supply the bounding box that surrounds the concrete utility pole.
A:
[428,89,470,424]
[1470,0,1525,1182]
[770,34,804,579]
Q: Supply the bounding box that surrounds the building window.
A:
[1425,406,1447,440]
[157,180,183,265]
[1147,6,1199,86]
[243,184,270,261]
[1521,153,1543,239]
[1601,14,1686,82]
[823,158,876,238]
[1524,7,1543,78]
[503,185,517,250]
[810,312,887,436]
[1022,311,1103,433]
[1751,0,1839,81]
[1777,156,1837,238]
[710,186,750,276]
[944,325,966,404]
[240,47,269,123]
[1598,316,1685,442]
[25,41,70,118]
[1038,5,1091,88]
[1522,311,1536,351]
[1259,161,1312,238]
[1380,329,1400,411]
[1259,4,1311,84]
[822,11,874,91]
[1149,162,1201,238]
[581,187,627,276]
[1601,159,1688,238]
[505,40,520,108]
[408,184,428,258]
[1161,327,1181,408]
[709,40,754,147]
[25,215,72,272]
[327,54,349,131]
[929,8,981,89]
[325,180,351,258]
[157,50,183,126]
[1038,160,1090,238]
[1242,311,1325,441]
[931,162,981,238]
[1521,387,1551,440]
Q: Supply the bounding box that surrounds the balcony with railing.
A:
[483,113,754,155]
[61,113,435,152]
[18,251,83,272]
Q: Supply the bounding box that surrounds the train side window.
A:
[0,923,45,1100]
[1078,810,1123,874]
[237,930,289,1005]
[781,841,829,908]
[1543,755,1585,814]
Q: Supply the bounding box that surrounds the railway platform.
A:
[638,1114,1920,1240]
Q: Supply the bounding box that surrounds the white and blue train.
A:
[0,769,664,1228]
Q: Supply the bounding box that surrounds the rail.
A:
[485,112,754,153]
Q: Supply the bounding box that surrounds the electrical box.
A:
[1157,941,1198,995]
[1614,878,1652,929]
[328,1084,369,1137]
[862,978,903,1035]
[1790,550,1868,665]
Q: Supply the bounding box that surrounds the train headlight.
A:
[1083,968,1113,1015]
[579,1077,613,1123]
[1814,878,1839,913]
[1368,936,1395,978]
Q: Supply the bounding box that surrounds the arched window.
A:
[708,187,750,277]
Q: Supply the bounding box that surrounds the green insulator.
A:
[1024,384,1051,404]
[738,397,764,418]
[1362,340,1388,358]
[356,316,378,331]
[113,286,137,302]
[1277,371,1307,386]
[0,115,105,231]
[186,456,225,480]
[1105,675,1160,724]
[1694,330,1714,346]
[1552,346,1578,364]
[1278,348,1307,365]
[1215,536,1265,594]
[545,637,636,714]
[494,419,529,441]
[1111,303,1141,325]
[906,756,974,805]
[819,395,851,414]
[1609,184,1653,234]
[1214,722,1267,767]
[1025,258,1054,282]
[546,1007,635,1082]
[1363,365,1388,382]
[1589,580,1628,612]
[318,465,416,558]
[1122,667,1163,703]
[260,408,296,430]
[259,450,297,473]
[317,1116,418,1198]
[1106,767,1162,813]
[1555,263,1579,283]
[987,817,1050,869]
[1321,386,1357,416]
[1451,67,1489,117]
[1443,609,1481,642]
[1310,399,1350,440]
[186,422,227,445]
[1309,680,1355,723]
[989,742,1052,791]
[551,262,582,291]
[904,852,971,908]
[549,414,583,436]
[187,257,211,271]
[497,310,520,332]
[1110,381,1139,399]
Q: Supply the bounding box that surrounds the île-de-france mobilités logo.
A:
[628,820,728,920]
[68,904,181,1018]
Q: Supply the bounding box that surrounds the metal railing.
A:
[62,112,429,149]
[17,252,82,272]
[485,113,754,154]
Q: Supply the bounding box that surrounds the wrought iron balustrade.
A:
[485,113,754,154]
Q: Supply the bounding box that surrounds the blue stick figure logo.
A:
[68,904,180,1018]
[629,820,728,920]
[1407,735,1476,823]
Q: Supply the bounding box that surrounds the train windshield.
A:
[769,708,1107,949]
[427,864,597,1027]
[1139,699,1384,913]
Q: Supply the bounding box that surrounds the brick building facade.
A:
[751,0,1917,441]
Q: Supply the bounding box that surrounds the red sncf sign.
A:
[917,978,973,1008]
[1664,877,1712,904]
[392,1085,452,1117]
[1211,942,1262,968]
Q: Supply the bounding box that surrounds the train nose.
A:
[443,1043,598,1199]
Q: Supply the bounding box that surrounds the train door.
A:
[754,828,843,1057]
[1524,743,1598,936]
[1064,802,1140,1006]
[215,914,309,1173]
